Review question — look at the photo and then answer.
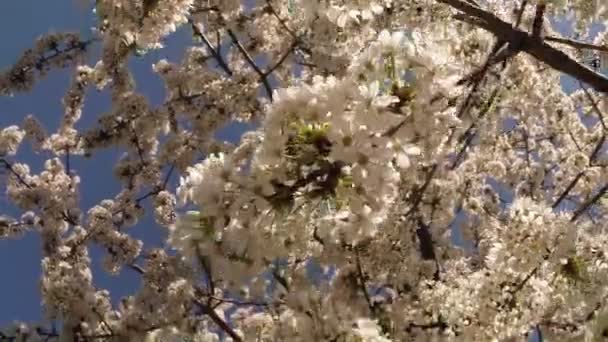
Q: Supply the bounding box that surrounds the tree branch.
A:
[571,183,608,222]
[438,0,608,93]
[264,39,298,77]
[531,3,546,38]
[545,36,608,53]
[227,29,274,101]
[189,21,233,76]
[129,263,243,341]
[579,82,608,131]
[553,135,605,208]
[354,250,375,316]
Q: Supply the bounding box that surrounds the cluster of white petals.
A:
[137,0,194,49]
[0,126,25,156]
[2,0,608,341]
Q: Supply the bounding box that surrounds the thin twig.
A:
[450,87,500,169]
[264,1,297,38]
[227,29,274,100]
[567,128,583,152]
[545,36,608,53]
[196,299,243,342]
[571,183,608,222]
[579,82,608,131]
[551,135,606,209]
[207,295,269,307]
[404,164,438,218]
[264,39,298,76]
[355,250,375,316]
[0,159,32,188]
[66,147,71,175]
[552,172,584,209]
[263,0,312,56]
[189,20,233,76]
[129,263,243,341]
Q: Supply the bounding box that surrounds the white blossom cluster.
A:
[1,0,608,341]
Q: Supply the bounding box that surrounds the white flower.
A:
[0,125,25,156]
[176,153,226,206]
[352,318,391,342]
[378,29,407,56]
[391,140,421,170]
[486,160,506,178]
[137,0,194,49]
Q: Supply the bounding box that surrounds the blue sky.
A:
[0,0,256,326]
[0,0,197,325]
[0,1,605,338]
[0,0,89,325]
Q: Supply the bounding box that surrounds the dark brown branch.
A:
[271,269,290,292]
[130,164,175,205]
[382,117,408,137]
[590,135,606,163]
[264,39,298,77]
[571,183,608,222]
[455,0,526,87]
[195,245,215,304]
[263,0,312,57]
[552,135,604,208]
[1,158,80,227]
[523,129,533,170]
[264,1,297,39]
[129,263,243,341]
[354,250,375,316]
[190,6,219,15]
[189,21,233,76]
[210,295,269,308]
[65,147,71,176]
[404,164,438,218]
[542,293,608,334]
[579,82,608,131]
[545,36,608,53]
[567,128,583,152]
[196,298,243,342]
[1,36,96,95]
[405,319,448,334]
[130,126,147,165]
[226,29,274,101]
[192,6,306,102]
[531,3,546,38]
[312,226,326,246]
[502,266,539,309]
[416,219,437,262]
[450,87,500,169]
[514,0,528,28]
[552,172,584,209]
[439,0,608,93]
[0,159,32,188]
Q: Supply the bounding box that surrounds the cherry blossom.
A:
[1,0,608,341]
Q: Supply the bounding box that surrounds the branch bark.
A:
[439,0,608,93]
[546,36,608,53]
